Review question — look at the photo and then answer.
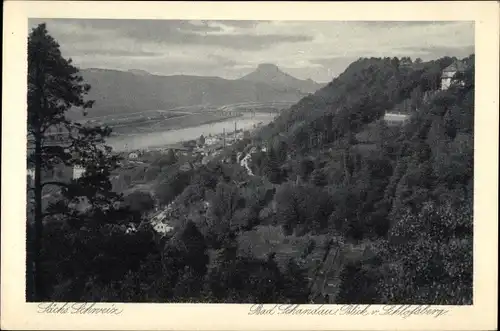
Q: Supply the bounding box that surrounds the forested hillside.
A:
[37,54,474,304]
[260,56,466,146]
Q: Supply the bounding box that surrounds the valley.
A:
[71,65,322,119]
[27,21,474,306]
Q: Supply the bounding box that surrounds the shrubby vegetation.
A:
[28,24,473,304]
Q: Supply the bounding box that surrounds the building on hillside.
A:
[201,155,213,165]
[128,152,139,159]
[383,112,409,126]
[207,143,224,153]
[152,222,174,235]
[196,135,206,147]
[170,145,191,153]
[225,137,237,145]
[205,137,218,146]
[441,60,468,90]
[179,162,193,172]
[73,165,85,179]
[399,57,413,68]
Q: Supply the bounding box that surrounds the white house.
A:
[128,152,139,159]
[441,61,467,90]
[205,137,219,146]
[179,162,193,172]
[73,165,85,179]
[384,113,409,126]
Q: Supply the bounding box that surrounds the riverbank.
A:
[109,112,242,136]
[106,113,276,152]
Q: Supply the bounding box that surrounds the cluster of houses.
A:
[125,127,253,171]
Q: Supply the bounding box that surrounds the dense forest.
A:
[28,23,474,304]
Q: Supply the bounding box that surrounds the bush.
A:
[144,166,161,182]
[122,191,155,222]
[155,170,192,206]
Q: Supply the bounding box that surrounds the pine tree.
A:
[27,23,121,300]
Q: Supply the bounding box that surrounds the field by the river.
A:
[106,113,276,152]
[109,111,241,135]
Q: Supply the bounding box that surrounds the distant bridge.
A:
[216,101,295,113]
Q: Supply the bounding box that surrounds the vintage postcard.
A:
[1,1,498,330]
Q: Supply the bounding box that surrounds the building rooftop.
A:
[384,113,409,120]
[443,60,468,73]
[384,113,410,125]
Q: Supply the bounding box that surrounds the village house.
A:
[73,165,85,179]
[168,145,191,157]
[441,60,467,90]
[201,155,212,165]
[128,152,139,160]
[383,112,410,126]
[204,137,217,146]
[179,162,193,172]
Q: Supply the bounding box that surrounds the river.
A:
[106,113,275,152]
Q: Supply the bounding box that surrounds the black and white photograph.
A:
[25,18,476,304]
[2,2,499,330]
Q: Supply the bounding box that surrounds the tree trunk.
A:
[33,133,44,301]
[26,195,35,300]
[343,149,350,185]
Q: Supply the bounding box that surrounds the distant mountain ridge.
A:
[72,65,323,119]
[239,63,324,94]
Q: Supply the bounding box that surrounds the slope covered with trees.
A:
[248,55,474,303]
[28,23,473,304]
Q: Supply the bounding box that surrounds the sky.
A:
[29,19,474,83]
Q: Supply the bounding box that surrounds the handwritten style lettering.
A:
[380,305,448,318]
[37,303,123,315]
[248,304,278,315]
[247,305,449,318]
